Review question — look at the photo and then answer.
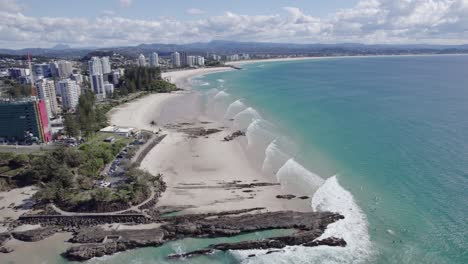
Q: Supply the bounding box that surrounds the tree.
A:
[63,113,80,138]
[92,188,113,203]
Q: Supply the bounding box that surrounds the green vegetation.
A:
[1,79,32,98]
[13,135,162,212]
[118,66,176,96]
[62,89,109,138]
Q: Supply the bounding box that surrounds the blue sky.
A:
[1,0,468,49]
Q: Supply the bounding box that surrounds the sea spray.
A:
[244,119,278,166]
[275,158,325,195]
[210,91,232,120]
[225,99,247,120]
[233,107,262,130]
[262,140,290,175]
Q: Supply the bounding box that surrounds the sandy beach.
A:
[111,66,312,214]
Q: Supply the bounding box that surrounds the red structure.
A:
[35,99,51,143]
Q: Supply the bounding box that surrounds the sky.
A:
[1,0,468,49]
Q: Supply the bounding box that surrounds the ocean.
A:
[63,55,468,263]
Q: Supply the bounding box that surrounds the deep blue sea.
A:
[60,55,468,264]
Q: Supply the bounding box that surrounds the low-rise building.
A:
[0,98,51,143]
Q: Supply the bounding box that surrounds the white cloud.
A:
[1,0,468,48]
[119,0,133,8]
[0,0,22,12]
[186,8,205,15]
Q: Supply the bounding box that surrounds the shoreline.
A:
[0,62,335,262]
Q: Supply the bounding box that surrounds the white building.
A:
[186,56,196,67]
[88,57,102,75]
[91,74,105,98]
[138,54,146,67]
[57,60,73,79]
[36,78,58,117]
[149,52,159,67]
[71,73,83,85]
[101,56,111,74]
[210,54,221,61]
[58,79,80,110]
[227,54,240,61]
[104,82,114,95]
[196,56,205,66]
[171,52,181,67]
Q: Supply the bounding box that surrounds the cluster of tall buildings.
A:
[137,52,159,67]
[171,52,205,68]
[88,56,120,100]
[1,58,84,143]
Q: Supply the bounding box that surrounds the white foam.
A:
[233,107,262,130]
[275,158,325,195]
[262,140,290,175]
[224,99,247,120]
[209,91,232,120]
[233,177,372,264]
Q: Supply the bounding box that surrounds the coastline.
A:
[112,66,314,214]
[1,61,336,263]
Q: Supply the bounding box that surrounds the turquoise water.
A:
[57,55,467,263]
[194,55,468,263]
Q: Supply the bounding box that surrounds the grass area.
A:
[83,132,130,146]
[2,167,24,177]
[0,165,10,174]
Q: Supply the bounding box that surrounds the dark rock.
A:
[303,237,347,247]
[12,227,58,242]
[223,130,246,141]
[0,246,13,253]
[18,214,148,227]
[276,195,296,200]
[0,233,11,246]
[65,228,165,261]
[64,209,345,261]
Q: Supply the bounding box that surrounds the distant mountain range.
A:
[1,40,468,59]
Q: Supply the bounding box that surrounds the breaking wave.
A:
[200,86,372,264]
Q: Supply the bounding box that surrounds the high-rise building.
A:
[35,79,58,118]
[138,54,146,67]
[91,74,105,98]
[186,56,196,67]
[171,52,181,67]
[0,98,51,143]
[88,57,102,75]
[49,62,59,77]
[57,60,73,79]
[101,56,111,74]
[149,52,159,67]
[33,63,51,79]
[58,79,80,110]
[180,51,188,67]
[196,56,205,66]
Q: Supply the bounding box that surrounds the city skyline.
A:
[1,0,468,49]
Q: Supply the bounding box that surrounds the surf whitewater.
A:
[200,86,373,263]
